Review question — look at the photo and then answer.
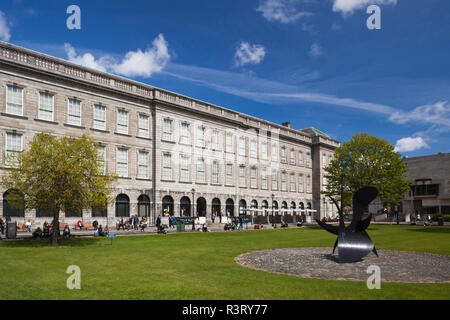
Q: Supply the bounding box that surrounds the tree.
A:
[2,133,118,245]
[324,133,410,208]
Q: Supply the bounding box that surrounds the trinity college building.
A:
[0,41,339,227]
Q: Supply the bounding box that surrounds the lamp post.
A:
[271,193,275,228]
[191,188,195,231]
[339,171,345,228]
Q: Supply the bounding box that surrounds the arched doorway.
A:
[212,198,221,218]
[281,201,288,215]
[290,201,296,215]
[162,195,174,216]
[226,198,234,216]
[239,199,247,216]
[250,200,258,216]
[115,194,130,217]
[262,200,268,216]
[3,190,24,218]
[196,197,206,216]
[137,195,150,217]
[180,196,191,216]
[272,200,279,215]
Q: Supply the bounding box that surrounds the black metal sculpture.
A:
[316,186,379,263]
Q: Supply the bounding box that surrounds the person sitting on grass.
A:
[63,225,71,238]
[97,225,107,237]
[281,221,288,228]
[32,227,42,239]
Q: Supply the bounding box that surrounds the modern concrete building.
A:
[401,153,450,216]
[0,41,339,228]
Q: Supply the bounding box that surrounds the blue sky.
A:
[1,0,449,156]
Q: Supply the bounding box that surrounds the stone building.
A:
[0,41,339,228]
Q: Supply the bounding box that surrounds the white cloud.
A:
[332,0,397,15]
[234,42,266,67]
[64,34,170,78]
[309,42,322,58]
[0,11,11,41]
[394,136,429,153]
[389,101,450,127]
[256,0,312,23]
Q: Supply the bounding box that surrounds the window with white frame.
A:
[138,114,149,138]
[226,133,233,152]
[261,168,268,189]
[250,167,257,189]
[38,92,54,121]
[281,147,287,163]
[261,142,268,160]
[212,161,220,184]
[162,152,172,180]
[329,155,333,166]
[239,137,246,156]
[290,173,296,192]
[281,172,287,191]
[6,85,23,116]
[116,109,128,134]
[97,145,106,174]
[306,175,311,192]
[271,143,278,161]
[298,174,304,192]
[306,153,311,168]
[322,154,327,168]
[298,151,303,166]
[180,154,190,182]
[250,140,257,158]
[137,150,149,179]
[93,105,106,131]
[322,176,328,191]
[116,148,128,178]
[197,158,205,183]
[271,170,278,190]
[239,166,246,187]
[5,132,22,167]
[68,98,82,126]
[290,149,295,165]
[197,126,205,147]
[212,130,220,150]
[225,163,233,185]
[180,122,191,145]
[162,118,173,141]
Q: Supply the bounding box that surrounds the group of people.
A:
[321,216,338,223]
[117,216,148,232]
[224,217,244,231]
[410,211,432,226]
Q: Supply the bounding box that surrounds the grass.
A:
[0,225,449,300]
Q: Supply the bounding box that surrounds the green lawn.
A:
[0,225,449,300]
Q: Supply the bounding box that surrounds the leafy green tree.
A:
[2,133,118,245]
[324,133,410,208]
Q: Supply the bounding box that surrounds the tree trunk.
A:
[51,210,60,246]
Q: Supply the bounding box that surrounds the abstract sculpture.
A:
[316,186,379,263]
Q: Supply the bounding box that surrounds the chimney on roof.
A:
[282,121,291,128]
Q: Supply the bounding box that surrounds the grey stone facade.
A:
[0,41,339,228]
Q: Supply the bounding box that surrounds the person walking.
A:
[156,215,161,231]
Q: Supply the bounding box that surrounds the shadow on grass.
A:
[0,237,103,248]
[404,227,450,234]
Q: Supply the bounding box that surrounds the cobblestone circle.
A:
[235,248,450,283]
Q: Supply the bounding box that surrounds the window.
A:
[306,175,311,192]
[5,132,22,167]
[290,173,296,192]
[306,153,311,168]
[180,155,190,182]
[137,151,149,179]
[97,145,106,174]
[250,168,257,189]
[271,143,278,161]
[261,168,268,190]
[329,155,333,166]
[196,158,205,183]
[162,153,172,180]
[239,166,246,187]
[298,151,303,166]
[250,140,257,158]
[162,118,173,141]
[226,133,233,152]
[93,105,106,130]
[322,154,327,168]
[197,126,205,147]
[6,85,23,116]
[117,109,128,134]
[271,170,278,190]
[225,163,233,185]
[281,147,287,163]
[290,150,295,165]
[239,137,246,156]
[138,114,149,138]
[180,122,191,145]
[116,148,128,178]
[68,98,81,126]
[212,161,220,184]
[261,142,268,160]
[322,176,328,191]
[298,174,304,192]
[39,92,54,121]
[281,172,287,191]
[212,130,220,149]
